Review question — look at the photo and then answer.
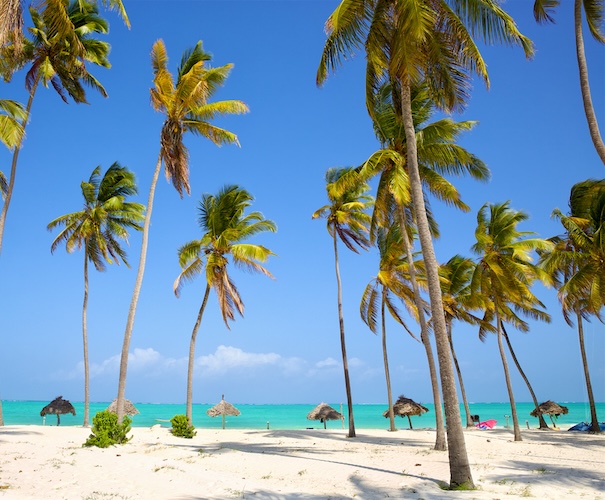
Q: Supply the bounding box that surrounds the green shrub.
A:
[83,410,132,448]
[170,414,196,438]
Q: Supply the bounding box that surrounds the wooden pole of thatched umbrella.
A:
[383,395,429,429]
[40,396,76,426]
[307,403,343,429]
[530,401,568,428]
[206,395,240,429]
[106,398,139,417]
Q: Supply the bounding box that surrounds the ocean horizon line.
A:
[4,399,603,405]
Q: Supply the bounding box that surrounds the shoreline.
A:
[1,424,604,499]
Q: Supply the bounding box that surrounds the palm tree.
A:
[534,0,605,165]
[0,96,25,427]
[115,40,248,423]
[360,222,422,432]
[317,1,532,487]
[540,179,605,433]
[470,201,553,441]
[0,0,111,255]
[174,185,276,425]
[439,255,486,428]
[313,166,373,438]
[47,163,144,427]
[343,82,489,449]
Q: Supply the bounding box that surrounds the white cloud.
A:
[58,345,311,380]
[198,345,282,374]
[315,357,339,369]
[198,345,309,378]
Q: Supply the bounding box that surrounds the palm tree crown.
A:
[174,185,276,326]
[312,166,373,253]
[48,162,144,268]
[150,39,249,197]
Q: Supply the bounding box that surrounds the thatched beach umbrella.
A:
[106,398,140,417]
[530,401,569,428]
[307,402,343,429]
[383,395,429,429]
[40,396,76,426]
[207,395,240,429]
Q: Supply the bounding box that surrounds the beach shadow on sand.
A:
[0,427,45,439]
[485,458,605,493]
[249,428,431,447]
[158,428,445,496]
[170,474,434,500]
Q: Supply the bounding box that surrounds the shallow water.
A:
[3,400,603,430]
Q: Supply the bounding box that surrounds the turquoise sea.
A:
[2,400,603,430]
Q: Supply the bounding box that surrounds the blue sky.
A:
[0,0,603,407]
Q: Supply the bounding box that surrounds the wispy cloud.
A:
[55,345,341,381]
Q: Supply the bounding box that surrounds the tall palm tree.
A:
[317,1,532,488]
[0,96,25,427]
[47,163,144,427]
[0,0,111,255]
[360,222,422,432]
[313,166,373,438]
[470,201,553,441]
[343,82,489,449]
[439,255,486,428]
[115,40,248,423]
[534,0,605,165]
[540,179,605,433]
[174,185,276,425]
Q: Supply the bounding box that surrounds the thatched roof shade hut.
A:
[206,395,240,429]
[106,399,140,417]
[40,396,76,426]
[530,401,569,427]
[307,403,343,429]
[383,395,429,429]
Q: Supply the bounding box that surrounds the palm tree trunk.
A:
[400,81,473,488]
[0,81,37,254]
[500,323,549,430]
[447,319,473,428]
[398,206,446,449]
[381,287,396,432]
[116,154,162,423]
[82,252,90,427]
[574,0,605,165]
[494,306,522,441]
[186,285,211,426]
[0,82,37,426]
[576,311,601,433]
[332,232,356,437]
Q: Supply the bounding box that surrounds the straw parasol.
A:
[106,398,140,417]
[530,400,569,428]
[40,396,76,426]
[383,395,429,429]
[306,402,343,429]
[206,395,240,429]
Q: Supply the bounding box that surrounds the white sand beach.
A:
[0,424,603,499]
